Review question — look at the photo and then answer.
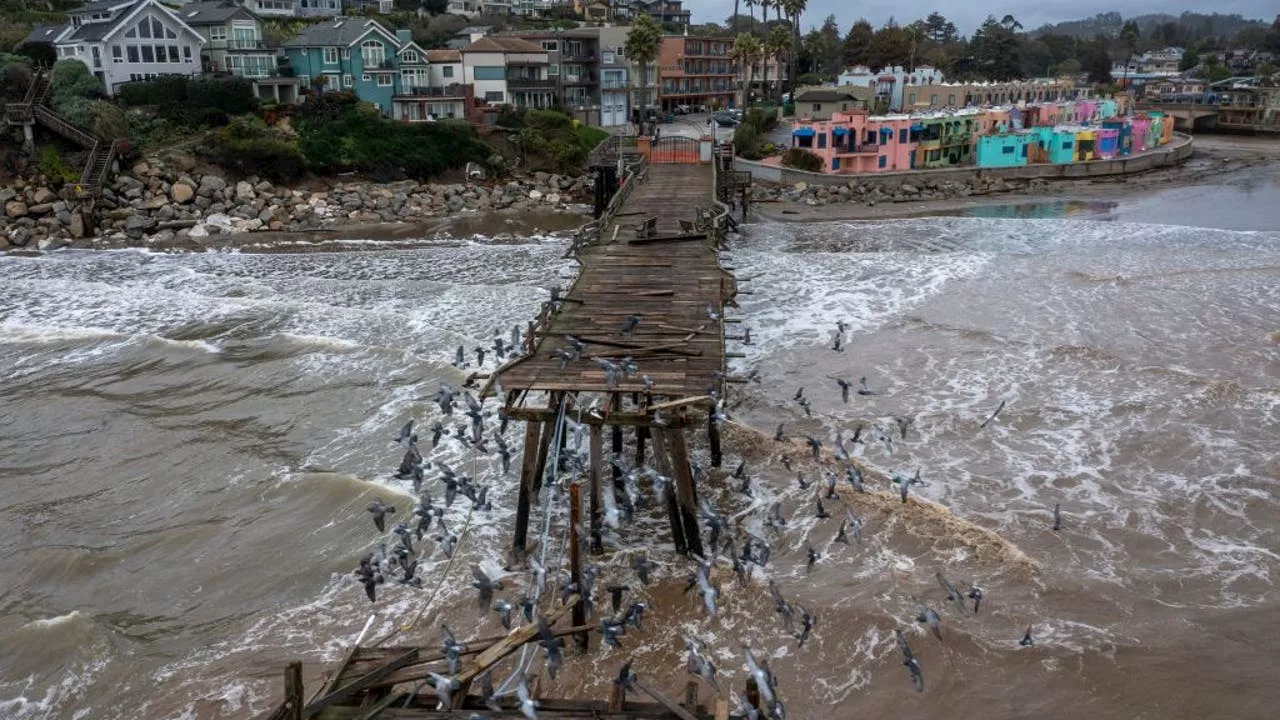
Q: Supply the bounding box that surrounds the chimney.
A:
[396,28,412,44]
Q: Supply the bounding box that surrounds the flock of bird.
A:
[340,299,1063,717]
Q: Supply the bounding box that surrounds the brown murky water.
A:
[1,171,1279,719]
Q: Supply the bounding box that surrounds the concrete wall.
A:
[738,133,1194,187]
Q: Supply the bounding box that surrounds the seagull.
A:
[832,377,851,403]
[440,624,467,674]
[394,420,415,447]
[1020,625,1035,647]
[452,345,467,368]
[632,554,651,585]
[493,599,514,629]
[846,464,866,493]
[805,435,822,459]
[428,672,460,711]
[894,416,913,441]
[706,303,721,320]
[835,519,850,544]
[619,314,640,337]
[936,572,971,616]
[815,497,830,519]
[913,597,943,641]
[857,376,876,396]
[517,673,540,719]
[980,399,1007,429]
[773,422,786,441]
[354,556,382,602]
[795,604,816,647]
[968,583,984,614]
[897,629,925,693]
[366,498,395,533]
[428,421,445,448]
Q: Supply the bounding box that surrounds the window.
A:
[210,27,227,42]
[878,155,886,168]
[540,40,557,51]
[473,66,504,81]
[899,128,907,143]
[141,45,154,62]
[362,73,370,82]
[127,45,139,62]
[343,73,353,88]
[817,133,826,148]
[402,50,418,63]
[1002,146,1015,155]
[184,46,192,62]
[948,94,955,105]
[361,40,384,67]
[930,93,937,104]
[832,157,840,170]
[1062,141,1072,149]
[484,90,504,102]
[812,103,821,111]
[377,74,391,87]
[112,45,123,62]
[442,65,453,78]
[298,74,309,86]
[139,19,151,39]
[341,47,349,59]
[323,47,338,64]
[602,51,614,63]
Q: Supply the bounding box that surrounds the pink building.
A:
[791,111,918,173]
[1074,99,1099,123]
[1130,114,1152,152]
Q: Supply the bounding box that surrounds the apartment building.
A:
[657,35,736,112]
[181,1,305,103]
[462,36,555,108]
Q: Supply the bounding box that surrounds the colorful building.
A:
[975,132,1030,167]
[657,35,735,112]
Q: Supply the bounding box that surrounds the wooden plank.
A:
[588,426,603,554]
[303,649,418,716]
[663,430,704,558]
[448,595,581,703]
[633,679,700,720]
[513,419,542,555]
[647,431,687,555]
[569,484,588,650]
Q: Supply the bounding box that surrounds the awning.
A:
[832,126,848,136]
[792,127,815,137]
[878,127,892,135]
[910,123,923,131]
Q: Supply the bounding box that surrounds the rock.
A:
[55,210,72,226]
[132,162,151,176]
[8,228,29,246]
[124,214,156,237]
[115,175,145,193]
[204,213,234,232]
[32,187,56,204]
[38,235,68,252]
[235,181,256,202]
[198,174,227,197]
[0,188,15,204]
[170,182,195,204]
[5,201,28,217]
[142,195,168,210]
[793,182,808,191]
[27,203,53,215]
[901,184,919,194]
[528,189,544,201]
[546,193,561,205]
[69,211,85,239]
[254,180,274,194]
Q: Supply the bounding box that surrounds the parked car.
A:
[713,112,739,127]
[675,104,693,115]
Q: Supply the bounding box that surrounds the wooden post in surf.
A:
[532,392,559,497]
[588,423,604,554]
[568,482,589,651]
[513,419,542,554]
[283,661,303,720]
[707,412,723,468]
[647,430,688,554]
[611,394,625,496]
[664,430,704,558]
[636,426,648,467]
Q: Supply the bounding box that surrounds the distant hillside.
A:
[1031,11,1269,41]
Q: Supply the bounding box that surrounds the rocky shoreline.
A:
[1,158,593,252]
[751,173,1051,207]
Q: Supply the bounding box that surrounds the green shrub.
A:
[577,124,609,153]
[117,76,257,127]
[39,146,78,183]
[781,148,823,172]
[204,115,306,183]
[49,59,104,125]
[294,95,493,180]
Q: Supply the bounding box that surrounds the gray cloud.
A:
[685,1,1276,35]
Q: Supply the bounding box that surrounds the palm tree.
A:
[999,14,1023,32]
[744,0,758,30]
[782,0,806,99]
[625,14,663,126]
[766,24,793,105]
[732,32,763,107]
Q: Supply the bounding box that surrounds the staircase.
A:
[7,70,119,196]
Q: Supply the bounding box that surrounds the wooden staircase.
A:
[7,69,119,196]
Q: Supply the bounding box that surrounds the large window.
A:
[402,49,418,64]
[442,65,453,78]
[473,66,504,81]
[125,16,177,41]
[377,74,392,87]
[361,40,385,68]
[323,47,338,64]
[210,27,227,42]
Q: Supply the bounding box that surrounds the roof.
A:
[284,17,394,48]
[20,23,69,46]
[463,37,544,54]
[456,25,492,35]
[76,0,137,13]
[66,21,117,42]
[795,88,870,103]
[180,1,250,24]
[426,49,461,62]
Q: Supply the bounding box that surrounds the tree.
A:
[1056,58,1082,77]
[422,0,447,14]
[1120,20,1140,85]
[800,14,841,79]
[867,23,912,72]
[732,32,763,105]
[1178,48,1199,72]
[765,24,792,104]
[781,0,807,95]
[842,19,873,70]
[971,16,1024,81]
[1084,36,1113,84]
[1000,14,1023,33]
[625,14,662,118]
[923,12,957,44]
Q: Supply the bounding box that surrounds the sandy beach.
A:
[752,134,1280,223]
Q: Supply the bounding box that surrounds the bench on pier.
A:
[632,216,657,239]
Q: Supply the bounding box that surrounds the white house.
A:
[837,64,945,112]
[426,49,462,87]
[462,36,553,108]
[22,0,205,95]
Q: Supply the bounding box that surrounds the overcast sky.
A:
[686,1,1277,35]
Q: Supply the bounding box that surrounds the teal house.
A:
[1048,129,1078,164]
[1097,98,1119,120]
[975,132,1030,168]
[284,17,414,116]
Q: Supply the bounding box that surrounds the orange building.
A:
[656,35,737,112]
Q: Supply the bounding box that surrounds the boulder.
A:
[546,193,561,205]
[27,203,53,215]
[69,211,86,239]
[198,174,228,196]
[5,201,28,217]
[32,187,56,204]
[235,181,256,201]
[528,189,544,201]
[901,184,919,194]
[170,182,195,204]
[38,235,68,252]
[204,213,234,232]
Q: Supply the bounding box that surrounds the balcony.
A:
[561,72,597,85]
[507,77,557,89]
[208,39,273,51]
[834,144,879,155]
[601,80,627,90]
[367,59,396,71]
[395,84,469,99]
[562,52,598,63]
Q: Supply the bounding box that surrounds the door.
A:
[909,150,915,169]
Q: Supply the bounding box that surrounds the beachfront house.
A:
[20,0,205,95]
[974,132,1030,168]
[283,17,404,114]
[793,87,872,121]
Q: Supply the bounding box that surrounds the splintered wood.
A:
[499,164,733,401]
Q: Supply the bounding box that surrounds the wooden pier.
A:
[492,136,744,559]
[254,137,755,720]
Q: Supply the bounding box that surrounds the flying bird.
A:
[366,498,395,533]
[979,399,1007,429]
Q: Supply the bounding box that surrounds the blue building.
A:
[283,17,468,120]
[975,132,1030,168]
